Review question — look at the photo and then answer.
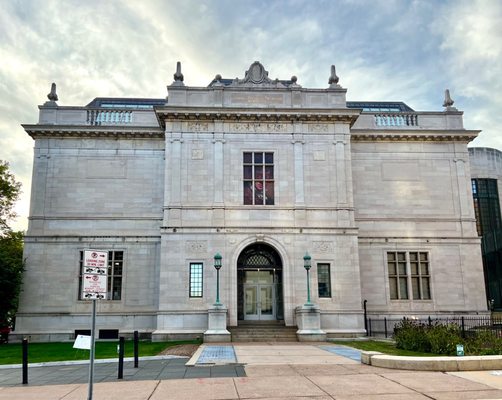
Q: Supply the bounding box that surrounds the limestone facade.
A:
[15,62,487,341]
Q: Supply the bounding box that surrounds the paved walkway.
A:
[1,343,502,399]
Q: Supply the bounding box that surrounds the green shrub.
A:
[393,318,502,356]
[426,323,462,355]
[394,319,430,352]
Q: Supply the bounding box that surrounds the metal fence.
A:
[366,315,502,339]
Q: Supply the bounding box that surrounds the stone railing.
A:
[87,109,133,125]
[375,113,418,127]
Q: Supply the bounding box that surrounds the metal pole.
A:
[384,317,388,338]
[306,269,311,305]
[134,330,139,368]
[216,268,220,305]
[22,338,28,384]
[118,336,124,379]
[87,299,96,400]
[363,299,368,335]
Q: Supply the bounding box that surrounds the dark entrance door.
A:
[237,244,283,321]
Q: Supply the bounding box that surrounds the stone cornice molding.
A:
[351,129,480,143]
[22,124,164,139]
[155,107,360,128]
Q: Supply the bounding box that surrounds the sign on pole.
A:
[82,249,108,400]
[82,250,108,300]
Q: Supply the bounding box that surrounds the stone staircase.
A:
[229,321,298,342]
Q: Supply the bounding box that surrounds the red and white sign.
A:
[83,250,108,275]
[82,249,108,300]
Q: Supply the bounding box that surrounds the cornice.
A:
[22,124,164,139]
[351,129,480,143]
[154,106,360,128]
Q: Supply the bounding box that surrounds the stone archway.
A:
[237,243,283,321]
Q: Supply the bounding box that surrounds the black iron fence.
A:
[366,315,502,339]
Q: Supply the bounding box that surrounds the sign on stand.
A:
[82,249,108,400]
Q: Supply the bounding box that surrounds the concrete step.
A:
[229,323,298,342]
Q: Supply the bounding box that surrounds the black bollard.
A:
[118,336,124,379]
[133,330,139,368]
[22,338,28,384]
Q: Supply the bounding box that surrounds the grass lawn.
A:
[0,339,201,365]
[331,340,442,357]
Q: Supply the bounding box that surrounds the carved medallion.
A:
[313,241,334,253]
[185,241,207,253]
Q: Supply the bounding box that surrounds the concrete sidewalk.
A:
[2,343,502,399]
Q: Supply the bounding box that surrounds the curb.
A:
[361,351,502,371]
[0,355,187,370]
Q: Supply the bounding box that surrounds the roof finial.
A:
[47,82,58,102]
[172,61,185,86]
[328,65,340,88]
[443,89,457,111]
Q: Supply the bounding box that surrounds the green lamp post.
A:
[304,252,312,306]
[213,253,222,306]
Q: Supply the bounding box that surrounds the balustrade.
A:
[87,109,133,125]
[375,113,418,127]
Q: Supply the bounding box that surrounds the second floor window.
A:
[243,152,274,205]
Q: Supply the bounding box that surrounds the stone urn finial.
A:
[47,82,58,102]
[328,65,340,87]
[443,89,457,111]
[172,61,185,86]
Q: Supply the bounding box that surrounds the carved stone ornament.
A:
[172,61,185,86]
[443,89,457,111]
[229,61,287,87]
[43,82,59,107]
[185,240,207,253]
[187,122,209,132]
[328,65,341,88]
[313,241,335,253]
[232,122,288,133]
[309,123,329,133]
[47,83,58,101]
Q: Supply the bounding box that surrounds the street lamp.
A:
[213,253,222,306]
[304,252,312,306]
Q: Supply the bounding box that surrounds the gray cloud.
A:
[0,0,500,230]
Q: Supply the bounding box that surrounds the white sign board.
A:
[82,249,108,300]
[73,334,91,350]
[82,274,107,299]
[83,250,108,275]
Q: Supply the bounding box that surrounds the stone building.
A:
[469,147,502,309]
[14,62,488,341]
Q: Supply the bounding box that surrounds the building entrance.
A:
[243,270,275,320]
[237,244,283,321]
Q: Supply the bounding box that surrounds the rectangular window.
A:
[387,251,431,300]
[410,252,431,300]
[243,151,274,205]
[79,250,123,300]
[317,263,331,298]
[471,178,501,235]
[189,263,203,297]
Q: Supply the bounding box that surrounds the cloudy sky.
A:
[1,0,501,231]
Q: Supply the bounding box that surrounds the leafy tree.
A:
[0,160,21,235]
[0,231,24,330]
[0,160,24,336]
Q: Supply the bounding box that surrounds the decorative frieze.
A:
[309,123,329,133]
[187,122,209,132]
[231,122,288,133]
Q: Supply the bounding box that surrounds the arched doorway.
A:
[237,244,283,321]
